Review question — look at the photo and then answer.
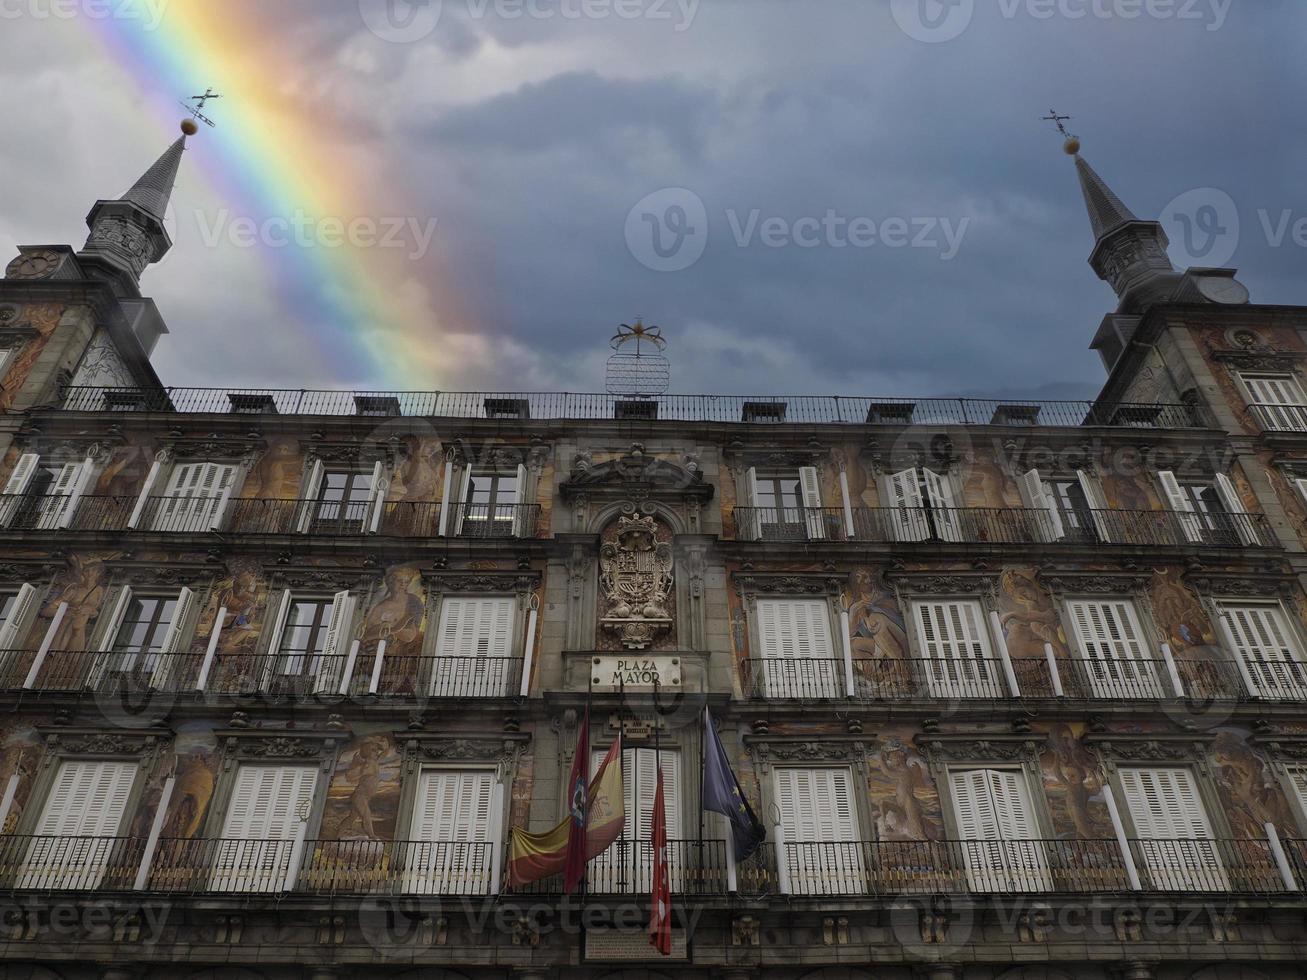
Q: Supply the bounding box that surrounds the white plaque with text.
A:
[591,655,682,691]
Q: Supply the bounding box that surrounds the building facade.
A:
[0,128,1304,980]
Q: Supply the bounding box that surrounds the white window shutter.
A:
[739,467,761,540]
[0,583,39,650]
[453,466,473,535]
[1075,470,1114,543]
[755,598,837,698]
[407,769,496,894]
[0,453,39,527]
[797,466,825,540]
[213,764,318,893]
[54,457,96,529]
[432,597,515,697]
[511,462,529,537]
[1295,478,1307,509]
[127,459,162,529]
[1240,373,1307,430]
[365,460,386,533]
[774,767,861,894]
[1065,599,1161,697]
[1213,473,1258,546]
[150,586,196,689]
[1220,603,1305,699]
[261,589,294,687]
[313,590,355,693]
[1119,766,1226,891]
[883,467,927,541]
[1019,469,1064,542]
[35,462,83,530]
[912,600,1002,697]
[21,759,137,889]
[1287,767,1307,827]
[1157,470,1203,543]
[296,460,324,534]
[97,585,134,654]
[922,468,961,541]
[206,464,238,531]
[950,768,1049,891]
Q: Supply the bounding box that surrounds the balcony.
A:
[1248,403,1307,433]
[733,506,1276,549]
[745,654,1292,703]
[2,834,1293,899]
[56,386,1209,430]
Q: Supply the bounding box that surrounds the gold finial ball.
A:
[180,118,199,136]
[1063,136,1081,156]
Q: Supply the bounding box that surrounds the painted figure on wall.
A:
[239,437,301,500]
[161,729,220,839]
[39,554,112,650]
[869,735,941,841]
[997,567,1066,659]
[1148,568,1215,653]
[324,735,401,841]
[362,565,426,694]
[847,568,908,695]
[1041,723,1110,839]
[960,458,1022,509]
[1210,730,1295,838]
[390,438,443,502]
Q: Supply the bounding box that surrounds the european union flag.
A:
[702,708,766,862]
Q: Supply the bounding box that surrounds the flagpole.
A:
[698,704,706,880]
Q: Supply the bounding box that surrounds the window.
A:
[0,453,95,530]
[431,596,515,697]
[1239,372,1307,431]
[1063,598,1162,698]
[404,769,497,894]
[1218,602,1307,700]
[133,461,238,533]
[90,585,195,690]
[1286,766,1307,834]
[743,466,825,541]
[753,598,840,698]
[297,460,386,534]
[0,346,14,382]
[263,590,356,693]
[774,767,862,895]
[20,759,136,889]
[0,583,36,650]
[454,463,528,537]
[1118,766,1227,891]
[1019,469,1099,542]
[880,467,960,542]
[587,748,682,893]
[211,763,318,893]
[1157,470,1257,546]
[910,599,1004,698]
[949,768,1050,892]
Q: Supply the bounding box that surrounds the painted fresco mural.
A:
[996,566,1067,660]
[1148,567,1216,654]
[0,302,62,413]
[361,563,427,694]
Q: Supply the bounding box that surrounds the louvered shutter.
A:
[87,585,134,688]
[154,462,237,532]
[127,459,162,529]
[1065,599,1161,698]
[754,599,838,698]
[21,760,136,889]
[1157,471,1204,543]
[1019,469,1064,542]
[911,600,1002,697]
[1295,478,1307,509]
[0,582,39,651]
[452,466,473,535]
[922,468,961,542]
[798,466,825,540]
[431,597,515,697]
[587,748,682,892]
[950,769,1049,891]
[1076,470,1113,543]
[883,467,927,541]
[365,460,387,533]
[149,586,195,690]
[406,770,495,894]
[739,467,761,540]
[212,764,317,893]
[260,589,294,688]
[1213,473,1258,546]
[1119,766,1226,891]
[0,453,39,527]
[1287,767,1307,828]
[1220,603,1307,700]
[510,462,528,537]
[1240,373,1307,431]
[205,463,238,530]
[774,768,862,894]
[35,461,84,530]
[312,590,356,694]
[295,460,325,533]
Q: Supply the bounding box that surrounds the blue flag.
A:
[702,708,766,862]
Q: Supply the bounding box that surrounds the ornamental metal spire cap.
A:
[120,131,188,221]
[1072,152,1141,241]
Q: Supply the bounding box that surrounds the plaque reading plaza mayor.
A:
[591,655,682,691]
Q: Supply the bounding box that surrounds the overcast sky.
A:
[1,0,1304,397]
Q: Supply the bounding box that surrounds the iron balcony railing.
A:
[733,505,1275,549]
[508,839,727,896]
[746,654,1289,703]
[445,502,539,538]
[1248,403,1307,433]
[56,386,1210,429]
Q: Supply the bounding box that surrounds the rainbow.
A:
[80,2,447,388]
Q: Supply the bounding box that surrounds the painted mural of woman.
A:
[1210,730,1294,838]
[1148,568,1215,653]
[42,554,111,651]
[872,736,940,841]
[997,567,1065,659]
[364,565,425,694]
[1043,723,1107,840]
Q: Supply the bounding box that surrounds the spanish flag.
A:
[507,733,625,887]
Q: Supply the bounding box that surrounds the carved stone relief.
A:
[598,513,674,650]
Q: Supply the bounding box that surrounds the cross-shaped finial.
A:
[1041,109,1073,139]
[180,88,222,129]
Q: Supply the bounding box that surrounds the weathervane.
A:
[1041,108,1080,155]
[606,318,670,396]
[180,88,222,130]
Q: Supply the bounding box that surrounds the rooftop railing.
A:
[55,387,1210,429]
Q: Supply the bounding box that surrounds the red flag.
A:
[562,709,590,894]
[648,765,672,956]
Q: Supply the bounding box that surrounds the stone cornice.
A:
[914,732,1047,763]
[732,570,842,598]
[1038,568,1152,596]
[1082,732,1216,761]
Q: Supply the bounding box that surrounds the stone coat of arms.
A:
[599,514,674,650]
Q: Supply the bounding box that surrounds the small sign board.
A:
[585,926,687,961]
[592,655,681,691]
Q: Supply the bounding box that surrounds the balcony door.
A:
[949,768,1050,892]
[151,461,237,532]
[430,597,515,697]
[587,747,682,893]
[910,600,1003,698]
[1220,603,1307,700]
[754,598,840,698]
[403,769,496,894]
[882,467,960,542]
[88,585,195,691]
[19,759,136,889]
[775,767,862,895]
[1065,599,1163,698]
[211,764,318,893]
[1119,766,1227,892]
[1239,372,1307,431]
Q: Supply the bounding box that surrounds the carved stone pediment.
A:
[104,560,219,586]
[1039,569,1151,596]
[1185,571,1296,598]
[300,438,400,467]
[1082,733,1214,761]
[561,444,713,501]
[733,572,841,597]
[745,735,871,764]
[0,557,70,582]
[1249,734,1307,762]
[162,432,266,462]
[915,733,1045,763]
[403,734,529,765]
[219,730,344,762]
[1210,348,1306,372]
[41,730,160,759]
[422,570,539,595]
[267,564,379,592]
[887,571,999,599]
